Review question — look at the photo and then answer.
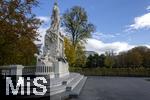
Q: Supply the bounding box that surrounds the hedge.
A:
[69,67,150,77]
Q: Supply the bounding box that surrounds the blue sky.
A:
[33,0,150,54]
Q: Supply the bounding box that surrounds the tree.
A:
[62,6,95,48]
[127,51,142,67]
[74,44,86,67]
[85,54,106,68]
[115,46,149,68]
[64,37,86,67]
[104,51,115,68]
[63,6,95,68]
[86,55,93,68]
[93,54,99,67]
[64,37,76,66]
[104,57,115,68]
[143,51,150,68]
[116,52,128,68]
[99,54,106,67]
[0,0,42,65]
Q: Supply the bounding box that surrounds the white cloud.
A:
[34,16,50,45]
[85,38,135,54]
[92,32,121,41]
[35,27,48,45]
[146,6,150,11]
[37,16,50,23]
[128,12,150,30]
[93,32,116,39]
[86,38,150,55]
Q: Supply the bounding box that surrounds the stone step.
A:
[69,77,87,98]
[66,75,84,92]
[50,74,82,96]
[60,76,87,100]
[62,73,81,85]
[50,84,66,93]
[50,73,83,96]
[50,73,80,87]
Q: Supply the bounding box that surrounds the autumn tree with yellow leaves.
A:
[63,6,95,67]
[0,0,42,65]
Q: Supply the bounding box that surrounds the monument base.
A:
[36,61,69,78]
[50,73,87,97]
[54,61,69,78]
[50,72,55,78]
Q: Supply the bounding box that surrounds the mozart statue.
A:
[50,2,60,31]
[35,1,69,78]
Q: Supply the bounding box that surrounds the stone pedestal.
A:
[54,61,69,78]
[50,72,55,78]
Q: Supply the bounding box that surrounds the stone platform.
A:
[13,73,86,100]
[50,73,87,97]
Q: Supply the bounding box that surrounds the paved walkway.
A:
[75,76,150,100]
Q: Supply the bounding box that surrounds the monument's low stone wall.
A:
[22,66,36,75]
[0,65,54,76]
[0,65,24,76]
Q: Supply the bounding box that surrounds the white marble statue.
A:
[35,1,69,78]
[50,2,60,31]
